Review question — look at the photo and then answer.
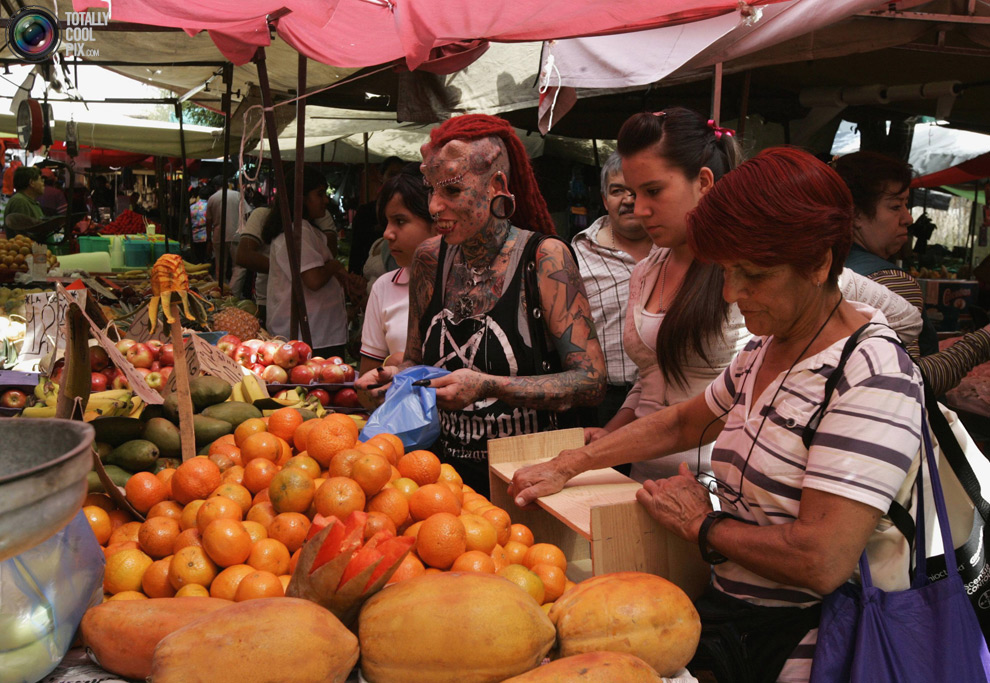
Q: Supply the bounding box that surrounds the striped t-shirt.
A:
[703,304,924,681]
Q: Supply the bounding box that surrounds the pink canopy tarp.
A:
[912,153,990,189]
[74,0,788,70]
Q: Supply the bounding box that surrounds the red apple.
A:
[311,356,326,363]
[340,364,356,383]
[290,340,313,363]
[90,346,110,372]
[101,367,117,383]
[261,364,288,384]
[145,371,163,392]
[332,387,360,408]
[320,363,346,383]
[234,344,258,367]
[260,341,280,366]
[289,364,315,385]
[115,338,137,355]
[217,334,242,359]
[126,343,155,369]
[91,372,108,392]
[134,368,151,378]
[150,361,161,372]
[305,359,325,374]
[308,388,331,406]
[146,340,163,360]
[158,366,173,386]
[112,374,131,391]
[1,389,28,409]
[273,343,300,370]
[328,356,345,365]
[243,339,265,353]
[160,343,174,366]
[249,363,266,375]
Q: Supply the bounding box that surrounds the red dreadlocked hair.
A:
[427,114,556,235]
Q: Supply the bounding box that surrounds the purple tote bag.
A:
[811,405,990,683]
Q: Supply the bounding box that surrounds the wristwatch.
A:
[698,511,733,565]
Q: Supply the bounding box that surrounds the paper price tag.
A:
[164,336,198,397]
[20,289,87,362]
[189,333,244,386]
[125,302,169,344]
[55,283,164,404]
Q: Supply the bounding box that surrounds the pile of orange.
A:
[82,406,574,608]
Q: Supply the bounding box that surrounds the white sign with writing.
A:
[164,333,247,396]
[125,301,170,344]
[20,289,88,362]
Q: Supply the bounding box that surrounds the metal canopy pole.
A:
[174,101,189,252]
[711,62,723,125]
[217,64,234,290]
[254,47,311,346]
[292,52,309,343]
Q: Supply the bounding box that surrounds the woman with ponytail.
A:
[356,114,606,495]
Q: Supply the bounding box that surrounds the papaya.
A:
[107,439,159,473]
[150,597,358,683]
[143,417,182,458]
[548,572,701,677]
[359,572,555,682]
[201,401,263,428]
[190,375,232,411]
[193,414,232,446]
[87,464,132,493]
[91,416,145,446]
[502,652,664,682]
[80,597,232,680]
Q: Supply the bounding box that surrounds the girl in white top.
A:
[263,165,349,356]
[359,164,436,374]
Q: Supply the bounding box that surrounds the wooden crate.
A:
[488,428,710,600]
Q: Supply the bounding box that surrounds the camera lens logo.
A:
[7,7,61,62]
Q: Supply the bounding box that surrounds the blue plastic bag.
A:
[360,365,450,450]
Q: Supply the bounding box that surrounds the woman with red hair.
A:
[356,114,606,495]
[513,147,930,681]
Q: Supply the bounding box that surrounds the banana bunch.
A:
[115,270,148,280]
[24,380,135,418]
[183,260,212,275]
[240,373,269,403]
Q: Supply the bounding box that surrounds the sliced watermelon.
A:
[307,513,336,541]
[336,531,391,590]
[311,516,365,574]
[363,535,416,591]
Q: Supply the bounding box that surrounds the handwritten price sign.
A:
[20,289,88,362]
[164,332,246,395]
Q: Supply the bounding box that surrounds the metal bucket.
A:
[0,419,95,562]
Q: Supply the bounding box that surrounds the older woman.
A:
[511,147,925,682]
[356,114,606,495]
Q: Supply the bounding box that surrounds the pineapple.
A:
[212,306,261,340]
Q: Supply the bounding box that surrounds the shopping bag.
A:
[810,405,990,683]
[359,365,450,450]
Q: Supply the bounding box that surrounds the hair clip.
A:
[707,120,735,140]
[651,111,668,119]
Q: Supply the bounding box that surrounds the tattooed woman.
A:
[355,114,606,495]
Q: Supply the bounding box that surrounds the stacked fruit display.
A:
[0,234,58,276]
[48,339,179,397]
[101,210,160,235]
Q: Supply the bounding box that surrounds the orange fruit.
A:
[175,584,209,597]
[211,482,253,515]
[83,505,112,545]
[503,540,530,565]
[268,467,316,514]
[209,453,235,473]
[368,487,411,529]
[209,564,255,601]
[364,511,398,540]
[390,477,420,500]
[292,418,321,453]
[283,454,322,480]
[441,480,464,505]
[234,570,285,601]
[313,476,366,520]
[279,575,292,592]
[403,520,423,540]
[109,521,142,546]
[104,548,153,594]
[252,488,271,505]
[124,472,167,514]
[370,432,404,462]
[242,520,268,544]
[156,467,176,491]
[490,543,509,572]
[107,509,133,531]
[351,453,391,497]
[267,512,311,553]
[247,538,291,575]
[460,513,498,554]
[171,458,222,505]
[196,496,243,532]
[212,443,244,467]
[451,550,496,573]
[357,439,396,466]
[210,433,237,450]
[498,564,545,604]
[141,556,176,598]
[324,412,360,442]
[289,548,301,575]
[180,500,206,531]
[481,507,512,546]
[530,563,566,603]
[408,483,461,521]
[138,516,181,559]
[146,500,183,521]
[240,432,282,464]
[108,591,148,601]
[274,436,292,467]
[172,528,202,553]
[267,407,304,442]
[397,450,441,486]
[104,541,139,561]
[221,465,245,485]
[169,545,218,590]
[202,519,253,567]
[438,463,463,489]
[326,448,364,478]
[242,458,279,494]
[245,501,277,530]
[523,543,567,571]
[306,420,358,467]
[390,466,402,483]
[386,553,426,585]
[509,523,535,547]
[234,417,267,446]
[416,512,466,569]
[462,496,491,514]
[84,493,114,511]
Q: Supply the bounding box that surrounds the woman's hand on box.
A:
[508,454,576,509]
